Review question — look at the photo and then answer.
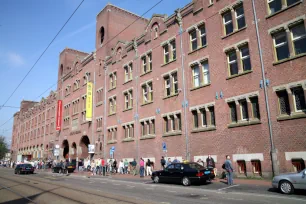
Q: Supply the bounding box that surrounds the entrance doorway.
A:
[62,140,69,159]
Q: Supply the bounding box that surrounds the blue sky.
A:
[0,0,191,143]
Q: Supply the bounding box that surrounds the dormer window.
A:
[152,23,159,39]
[116,47,122,61]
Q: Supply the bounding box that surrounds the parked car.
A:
[14,164,34,174]
[52,162,76,173]
[272,169,306,194]
[151,162,215,186]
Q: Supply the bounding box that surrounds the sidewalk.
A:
[36,169,272,187]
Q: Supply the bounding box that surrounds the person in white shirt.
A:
[119,160,124,174]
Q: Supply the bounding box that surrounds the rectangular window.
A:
[151,119,155,134]
[163,44,169,63]
[72,118,79,131]
[170,40,176,60]
[170,115,175,131]
[277,90,290,115]
[273,31,290,61]
[229,102,237,123]
[268,0,282,14]
[251,160,262,174]
[164,117,169,133]
[124,93,129,110]
[292,87,306,112]
[142,56,147,73]
[192,111,198,128]
[109,97,116,114]
[97,90,103,103]
[201,109,207,127]
[190,30,197,51]
[250,97,261,119]
[240,45,251,71]
[240,99,249,120]
[291,24,306,55]
[124,66,129,82]
[164,76,171,96]
[201,61,210,85]
[148,53,152,71]
[235,5,246,29]
[209,106,216,126]
[223,11,233,35]
[173,72,178,94]
[199,25,207,47]
[129,63,133,80]
[192,65,200,87]
[228,51,238,76]
[237,160,246,174]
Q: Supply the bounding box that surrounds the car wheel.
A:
[14,171,17,174]
[153,176,159,183]
[182,177,191,186]
[279,180,294,194]
[18,170,21,175]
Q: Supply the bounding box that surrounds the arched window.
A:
[116,47,122,61]
[152,23,159,39]
[100,26,105,44]
[60,64,64,76]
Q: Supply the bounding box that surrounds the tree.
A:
[0,136,9,159]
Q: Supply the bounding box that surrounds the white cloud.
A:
[7,52,25,67]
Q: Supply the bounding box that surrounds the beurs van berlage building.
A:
[10,0,306,177]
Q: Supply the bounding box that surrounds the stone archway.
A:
[79,136,90,159]
[62,140,69,159]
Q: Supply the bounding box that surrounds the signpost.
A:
[110,146,115,159]
[162,142,167,159]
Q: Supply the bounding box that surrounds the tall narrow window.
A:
[170,40,176,60]
[235,5,246,29]
[209,106,216,126]
[190,30,197,51]
[268,0,282,15]
[292,87,306,112]
[273,31,290,61]
[192,65,200,88]
[277,90,290,115]
[201,109,207,127]
[173,73,178,94]
[165,76,171,96]
[223,11,233,35]
[250,97,260,120]
[240,45,251,71]
[229,102,237,123]
[124,66,129,82]
[228,51,238,76]
[240,99,249,120]
[192,111,198,128]
[199,25,207,47]
[163,44,169,63]
[201,61,210,85]
[291,24,306,55]
[142,56,147,73]
[148,53,152,71]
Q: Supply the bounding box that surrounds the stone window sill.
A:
[193,7,203,15]
[188,45,207,55]
[96,128,102,132]
[96,101,103,107]
[73,88,79,92]
[123,79,133,85]
[160,29,168,36]
[161,59,177,67]
[221,26,247,40]
[63,127,70,130]
[65,93,70,97]
[81,121,90,125]
[140,70,152,77]
[122,137,135,143]
[108,87,116,92]
[191,126,216,133]
[162,131,182,137]
[141,101,153,106]
[107,140,117,144]
[273,53,306,66]
[163,93,179,100]
[265,1,302,19]
[226,70,252,80]
[108,113,116,117]
[228,119,261,128]
[145,39,151,44]
[123,107,133,112]
[277,112,306,121]
[72,113,79,117]
[190,83,211,91]
[208,4,213,8]
[140,135,156,140]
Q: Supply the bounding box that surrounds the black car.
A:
[52,162,76,173]
[151,162,215,186]
[14,164,34,174]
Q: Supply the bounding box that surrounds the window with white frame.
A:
[190,30,197,51]
[123,89,133,110]
[240,45,251,71]
[239,99,249,121]
[227,50,238,76]
[192,64,200,87]
[170,40,176,60]
[267,0,299,15]
[199,25,207,47]
[291,23,306,55]
[148,53,152,71]
[273,31,290,61]
[142,81,153,104]
[191,106,216,129]
[163,113,181,133]
[164,72,178,97]
[109,72,117,89]
[223,11,233,35]
[109,96,116,114]
[124,63,133,82]
[222,4,246,35]
[235,5,246,30]
[292,87,306,112]
[123,124,134,138]
[191,60,210,88]
[140,118,155,136]
[163,44,170,64]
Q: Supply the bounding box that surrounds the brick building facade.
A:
[10,0,306,178]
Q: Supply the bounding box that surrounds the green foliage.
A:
[0,136,9,159]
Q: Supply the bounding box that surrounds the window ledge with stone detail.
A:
[277,112,306,121]
[228,119,261,128]
[161,59,177,67]
[265,1,302,19]
[141,101,153,107]
[122,137,134,143]
[108,113,116,117]
[140,70,152,77]
[123,107,133,112]
[63,127,70,130]
[96,101,103,107]
[108,87,116,92]
[96,128,102,132]
[81,121,90,125]
[123,79,133,85]
[273,53,306,66]
[221,26,247,40]
[226,70,252,80]
[191,126,216,133]
[188,45,207,55]
[162,131,182,137]
[72,113,79,117]
[140,135,156,140]
[163,93,179,100]
[190,83,211,91]
[107,140,117,144]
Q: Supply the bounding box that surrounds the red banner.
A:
[56,100,62,131]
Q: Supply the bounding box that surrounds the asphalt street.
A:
[0,168,305,204]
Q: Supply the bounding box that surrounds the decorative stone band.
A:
[189,56,209,67]
[122,87,133,94]
[108,94,116,100]
[139,49,153,59]
[161,110,181,118]
[272,79,306,92]
[186,20,205,32]
[121,121,134,127]
[232,153,264,162]
[268,15,306,35]
[189,101,215,112]
[107,125,117,130]
[140,79,153,86]
[139,116,155,123]
[96,87,103,92]
[223,39,249,53]
[122,60,133,68]
[285,151,306,161]
[219,0,243,14]
[160,35,176,46]
[96,116,103,120]
[225,91,259,103]
[161,68,179,77]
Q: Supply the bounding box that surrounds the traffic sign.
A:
[162,142,167,151]
[111,146,115,151]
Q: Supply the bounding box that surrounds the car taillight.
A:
[196,172,204,177]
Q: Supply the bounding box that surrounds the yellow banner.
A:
[86,82,93,121]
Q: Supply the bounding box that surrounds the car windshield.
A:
[188,163,204,170]
[24,164,33,167]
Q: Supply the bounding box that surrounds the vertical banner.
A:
[86,82,93,121]
[56,100,62,130]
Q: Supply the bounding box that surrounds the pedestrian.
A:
[124,159,129,174]
[112,159,117,173]
[173,157,179,163]
[224,155,234,185]
[206,155,216,177]
[160,156,166,170]
[197,158,205,166]
[146,159,152,176]
[96,159,100,175]
[101,157,105,176]
[139,158,145,178]
[119,160,124,174]
[166,158,172,166]
[91,160,96,175]
[131,158,137,176]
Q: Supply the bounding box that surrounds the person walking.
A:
[173,157,180,163]
[224,155,234,185]
[119,160,124,174]
[166,158,172,166]
[112,159,117,173]
[206,155,217,177]
[101,158,106,176]
[91,160,96,175]
[160,156,166,170]
[139,158,145,178]
[146,159,152,176]
[124,159,129,174]
[131,158,137,176]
